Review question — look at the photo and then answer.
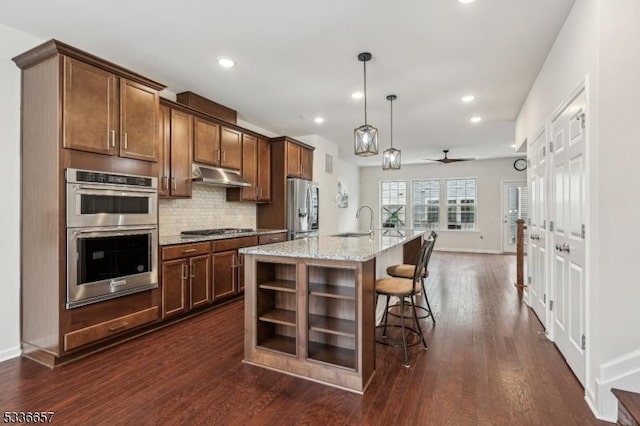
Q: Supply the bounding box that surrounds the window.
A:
[446,178,477,230]
[380,181,406,228]
[412,180,440,230]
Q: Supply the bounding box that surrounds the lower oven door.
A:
[67,225,158,308]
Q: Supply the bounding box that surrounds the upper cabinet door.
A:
[120,79,159,162]
[193,117,220,166]
[301,147,313,180]
[63,57,117,155]
[170,109,193,197]
[286,142,301,178]
[241,134,258,201]
[158,105,171,196]
[220,127,241,170]
[257,138,271,202]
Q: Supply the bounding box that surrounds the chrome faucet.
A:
[356,205,374,237]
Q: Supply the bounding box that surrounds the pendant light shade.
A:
[354,52,378,157]
[382,94,401,170]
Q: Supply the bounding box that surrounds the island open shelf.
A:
[241,230,425,393]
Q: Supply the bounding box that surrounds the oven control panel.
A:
[68,169,155,188]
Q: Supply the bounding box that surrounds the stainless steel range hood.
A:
[192,163,251,187]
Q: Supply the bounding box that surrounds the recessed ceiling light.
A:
[461,95,475,103]
[218,58,235,68]
[470,116,482,123]
[458,0,476,4]
[510,143,517,148]
[351,91,364,100]
[314,117,325,124]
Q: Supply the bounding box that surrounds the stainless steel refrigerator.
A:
[287,178,319,240]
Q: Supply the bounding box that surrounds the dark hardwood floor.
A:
[0,252,608,425]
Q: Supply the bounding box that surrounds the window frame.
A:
[445,177,478,231]
[410,179,441,230]
[379,180,408,229]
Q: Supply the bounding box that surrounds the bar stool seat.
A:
[386,264,428,279]
[375,277,421,295]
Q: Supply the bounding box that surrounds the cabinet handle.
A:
[232,254,237,268]
[108,322,129,332]
[123,132,128,150]
[110,130,116,148]
[239,255,243,267]
[172,177,177,191]
[182,264,188,280]
[222,150,226,162]
[216,149,221,161]
[162,176,169,190]
[190,263,195,278]
[182,248,197,254]
[259,187,263,198]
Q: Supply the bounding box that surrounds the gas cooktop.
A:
[181,228,255,237]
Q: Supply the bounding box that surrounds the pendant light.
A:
[382,94,401,170]
[354,52,379,156]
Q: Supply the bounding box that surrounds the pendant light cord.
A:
[363,60,368,125]
[390,98,393,148]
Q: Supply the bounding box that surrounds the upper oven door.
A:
[67,182,158,228]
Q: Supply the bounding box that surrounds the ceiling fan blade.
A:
[443,157,475,163]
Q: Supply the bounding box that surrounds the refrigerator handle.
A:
[305,184,312,229]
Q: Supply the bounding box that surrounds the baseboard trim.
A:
[435,248,503,254]
[0,346,21,363]
[600,348,640,383]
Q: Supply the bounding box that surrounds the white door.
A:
[502,181,527,253]
[550,88,587,385]
[528,128,548,327]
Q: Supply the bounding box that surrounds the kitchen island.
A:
[240,230,424,393]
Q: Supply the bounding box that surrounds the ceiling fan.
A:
[424,149,475,164]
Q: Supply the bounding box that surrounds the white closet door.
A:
[528,128,548,327]
[550,88,587,385]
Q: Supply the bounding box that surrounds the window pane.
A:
[412,180,440,229]
[446,178,477,230]
[381,181,407,228]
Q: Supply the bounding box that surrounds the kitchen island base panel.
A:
[245,255,376,393]
[241,358,375,395]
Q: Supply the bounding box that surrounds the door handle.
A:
[562,244,571,253]
[555,244,561,251]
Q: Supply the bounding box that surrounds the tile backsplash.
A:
[159,185,256,236]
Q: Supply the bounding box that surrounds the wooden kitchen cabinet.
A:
[62,57,159,162]
[161,243,212,318]
[257,138,271,201]
[120,79,159,161]
[220,127,242,170]
[286,140,313,180]
[213,250,237,301]
[257,137,314,230]
[158,103,193,197]
[227,135,271,202]
[192,118,241,171]
[193,117,220,166]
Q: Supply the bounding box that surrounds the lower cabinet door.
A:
[162,259,188,318]
[213,250,237,301]
[190,254,211,308]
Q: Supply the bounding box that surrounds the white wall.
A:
[516,0,640,420]
[359,158,525,253]
[294,135,360,235]
[0,24,43,361]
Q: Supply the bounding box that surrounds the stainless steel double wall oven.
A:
[66,169,158,308]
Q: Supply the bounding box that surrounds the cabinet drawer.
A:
[213,236,258,252]
[259,233,287,245]
[64,307,159,351]
[162,242,211,260]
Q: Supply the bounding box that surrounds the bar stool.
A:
[375,238,433,367]
[386,231,438,324]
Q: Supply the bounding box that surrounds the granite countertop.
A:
[239,229,425,262]
[159,229,287,246]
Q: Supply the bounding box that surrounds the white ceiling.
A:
[0,0,574,166]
